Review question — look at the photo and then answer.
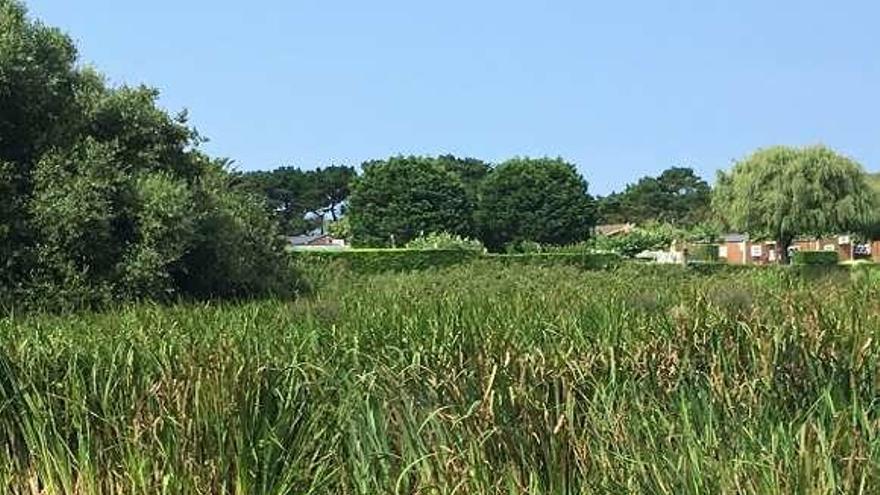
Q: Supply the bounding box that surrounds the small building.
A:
[775,237,850,263]
[287,234,346,249]
[719,233,750,264]
[719,233,863,264]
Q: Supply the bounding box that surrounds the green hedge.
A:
[792,250,840,266]
[293,250,622,274]
[291,249,480,274]
[486,252,622,270]
[687,243,719,263]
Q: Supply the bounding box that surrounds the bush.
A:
[406,232,485,252]
[792,250,840,266]
[588,226,678,258]
[504,240,543,254]
[291,249,480,274]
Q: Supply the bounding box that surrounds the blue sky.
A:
[26,1,880,194]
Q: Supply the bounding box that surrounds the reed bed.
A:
[1,263,879,494]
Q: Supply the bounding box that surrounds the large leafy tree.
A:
[348,156,471,247]
[435,154,490,208]
[713,145,877,263]
[598,167,711,226]
[0,0,83,168]
[0,0,294,308]
[476,157,595,250]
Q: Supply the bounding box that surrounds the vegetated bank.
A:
[2,260,879,493]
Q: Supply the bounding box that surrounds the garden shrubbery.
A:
[291,249,481,274]
[791,250,840,266]
[405,232,485,252]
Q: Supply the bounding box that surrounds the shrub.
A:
[326,216,351,242]
[504,240,543,254]
[406,232,485,252]
[792,250,840,266]
[588,229,671,258]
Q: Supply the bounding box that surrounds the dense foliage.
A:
[713,145,877,263]
[405,231,485,252]
[347,156,473,247]
[476,157,595,250]
[0,1,294,309]
[791,250,840,266]
[585,222,719,258]
[291,248,481,274]
[598,167,711,226]
[3,263,879,493]
[433,154,491,209]
[238,165,356,235]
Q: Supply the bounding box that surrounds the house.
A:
[719,234,755,264]
[594,223,635,237]
[790,236,855,261]
[719,233,865,264]
[287,234,346,249]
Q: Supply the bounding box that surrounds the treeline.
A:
[245,146,879,261]
[242,157,715,251]
[242,155,599,251]
[0,1,295,310]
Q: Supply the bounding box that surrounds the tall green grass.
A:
[1,263,879,493]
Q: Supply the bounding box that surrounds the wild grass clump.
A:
[2,263,880,493]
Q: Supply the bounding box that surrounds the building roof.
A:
[595,223,635,236]
[288,234,332,246]
[721,233,748,243]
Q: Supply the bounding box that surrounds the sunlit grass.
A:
[1,262,879,493]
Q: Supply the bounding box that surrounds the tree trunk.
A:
[777,237,791,264]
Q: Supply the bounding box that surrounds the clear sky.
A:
[25,1,880,194]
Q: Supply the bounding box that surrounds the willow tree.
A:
[713,145,877,263]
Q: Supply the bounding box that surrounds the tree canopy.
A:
[713,145,877,262]
[0,0,295,309]
[347,156,472,247]
[598,167,711,226]
[239,165,356,235]
[475,157,595,250]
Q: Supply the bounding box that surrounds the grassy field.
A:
[2,262,880,493]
